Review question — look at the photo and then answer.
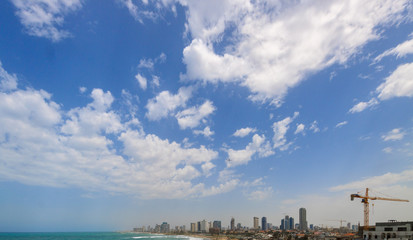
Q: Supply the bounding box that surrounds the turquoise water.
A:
[0,232,205,240]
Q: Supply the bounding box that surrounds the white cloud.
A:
[226,134,274,168]
[193,126,214,138]
[180,0,411,104]
[145,87,192,120]
[335,121,348,128]
[382,128,405,141]
[245,187,273,201]
[294,123,305,135]
[375,32,413,62]
[138,58,154,69]
[135,73,148,90]
[383,147,393,153]
[0,61,18,91]
[120,0,170,23]
[233,127,256,137]
[152,75,160,87]
[175,100,215,129]
[0,65,234,199]
[201,179,239,197]
[351,62,413,113]
[377,62,413,100]
[330,169,413,191]
[349,98,379,113]
[272,112,299,149]
[11,0,82,42]
[309,120,320,133]
[79,86,87,93]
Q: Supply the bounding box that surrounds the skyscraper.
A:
[289,217,294,230]
[230,217,235,230]
[253,217,259,229]
[262,217,267,231]
[284,215,290,230]
[299,208,308,231]
[213,220,221,230]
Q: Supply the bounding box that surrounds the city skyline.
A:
[0,0,413,232]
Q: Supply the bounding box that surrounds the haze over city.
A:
[0,0,413,232]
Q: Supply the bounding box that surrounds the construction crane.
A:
[350,188,409,230]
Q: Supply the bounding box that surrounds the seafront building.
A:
[213,220,221,230]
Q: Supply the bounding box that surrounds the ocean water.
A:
[0,232,207,240]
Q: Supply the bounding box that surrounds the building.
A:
[290,217,294,230]
[363,221,413,240]
[262,217,267,231]
[254,217,259,229]
[213,221,221,230]
[200,220,207,233]
[299,208,308,231]
[160,222,170,233]
[191,223,196,232]
[281,219,285,230]
[285,216,290,230]
[231,217,235,230]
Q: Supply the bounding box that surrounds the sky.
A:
[0,0,413,232]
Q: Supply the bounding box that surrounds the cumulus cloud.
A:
[180,0,412,104]
[0,65,234,199]
[294,123,305,135]
[382,128,405,141]
[272,112,299,149]
[136,73,148,90]
[0,61,18,91]
[351,62,413,113]
[193,126,214,138]
[120,0,169,23]
[374,32,413,62]
[175,100,215,129]
[145,87,192,120]
[11,0,82,42]
[233,127,256,137]
[226,134,274,168]
[376,62,413,100]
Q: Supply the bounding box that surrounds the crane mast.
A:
[350,188,409,230]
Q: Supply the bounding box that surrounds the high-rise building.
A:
[299,208,308,231]
[289,217,294,230]
[281,219,285,230]
[231,217,235,230]
[254,217,259,229]
[200,220,207,233]
[160,222,170,233]
[213,221,222,230]
[284,216,290,230]
[262,217,267,231]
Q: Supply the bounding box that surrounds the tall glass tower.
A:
[299,208,308,230]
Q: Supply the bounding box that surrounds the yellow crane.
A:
[350,188,409,230]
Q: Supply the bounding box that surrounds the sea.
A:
[0,232,209,240]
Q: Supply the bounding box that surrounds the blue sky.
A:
[1,0,413,232]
